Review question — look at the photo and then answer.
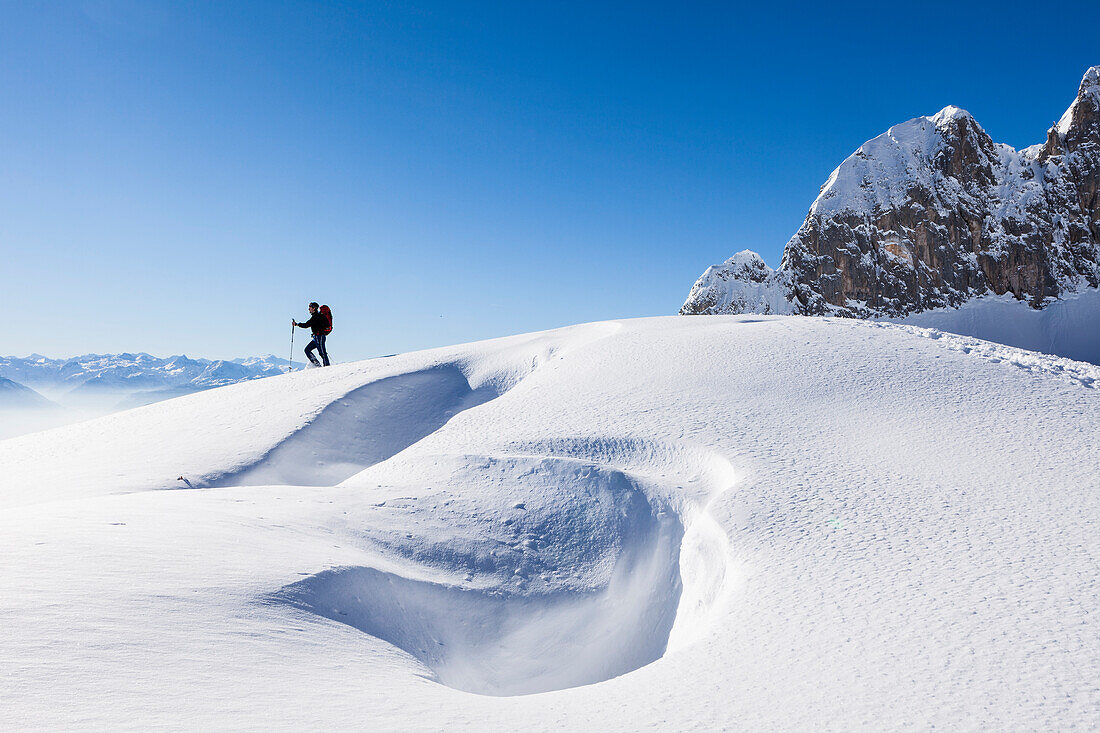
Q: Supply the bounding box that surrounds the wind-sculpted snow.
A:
[0,321,620,508]
[1,316,1097,730]
[890,286,1100,366]
[260,434,736,695]
[211,367,501,487]
[272,455,687,696]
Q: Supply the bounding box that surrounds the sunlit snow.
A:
[1,316,1097,729]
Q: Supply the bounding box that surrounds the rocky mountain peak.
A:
[682,66,1100,319]
[1044,66,1100,158]
[930,105,975,128]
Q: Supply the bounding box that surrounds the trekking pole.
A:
[288,323,295,372]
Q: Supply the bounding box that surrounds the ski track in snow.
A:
[1,315,1097,731]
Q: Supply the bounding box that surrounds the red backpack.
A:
[320,304,333,334]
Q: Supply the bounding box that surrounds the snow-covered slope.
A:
[2,317,1097,730]
[891,286,1100,364]
[683,66,1100,324]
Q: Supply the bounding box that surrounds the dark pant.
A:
[306,333,330,366]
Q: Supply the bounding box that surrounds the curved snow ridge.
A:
[448,319,624,398]
[270,440,738,695]
[498,436,737,501]
[863,321,1100,389]
[0,320,624,508]
[207,366,501,487]
[495,437,741,651]
[194,320,626,489]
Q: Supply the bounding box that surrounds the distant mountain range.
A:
[0,377,57,409]
[0,352,290,411]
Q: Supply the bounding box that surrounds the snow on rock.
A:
[1,315,1097,730]
[682,66,1100,327]
[679,250,795,316]
[1057,65,1100,136]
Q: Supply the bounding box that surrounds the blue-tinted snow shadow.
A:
[268,468,685,696]
[209,366,499,487]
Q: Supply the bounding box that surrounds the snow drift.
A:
[273,454,685,696]
[1,316,1096,730]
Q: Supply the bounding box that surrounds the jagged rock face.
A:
[682,67,1100,318]
[1040,66,1100,273]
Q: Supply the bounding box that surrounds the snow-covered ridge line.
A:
[683,66,1100,328]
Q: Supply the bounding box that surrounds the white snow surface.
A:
[894,285,1100,366]
[2,316,1098,730]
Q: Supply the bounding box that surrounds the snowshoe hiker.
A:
[292,302,332,367]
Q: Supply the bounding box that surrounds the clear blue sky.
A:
[2,0,1096,361]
